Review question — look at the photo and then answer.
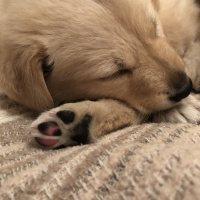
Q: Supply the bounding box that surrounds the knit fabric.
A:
[1,94,200,200]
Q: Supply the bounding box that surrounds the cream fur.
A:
[0,0,199,113]
[1,0,200,147]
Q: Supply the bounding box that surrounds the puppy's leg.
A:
[31,99,145,148]
[152,94,200,124]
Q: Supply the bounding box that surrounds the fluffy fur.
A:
[0,0,199,112]
[0,0,200,147]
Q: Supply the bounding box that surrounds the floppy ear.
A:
[0,44,54,112]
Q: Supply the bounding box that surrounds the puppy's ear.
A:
[0,45,54,112]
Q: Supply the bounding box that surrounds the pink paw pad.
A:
[35,122,61,147]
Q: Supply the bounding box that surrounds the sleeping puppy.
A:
[0,0,200,148]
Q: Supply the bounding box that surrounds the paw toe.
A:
[56,110,75,124]
[71,114,92,144]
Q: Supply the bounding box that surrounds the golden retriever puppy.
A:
[0,0,200,148]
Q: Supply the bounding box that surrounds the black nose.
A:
[169,78,192,102]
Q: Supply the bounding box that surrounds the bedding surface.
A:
[1,94,200,200]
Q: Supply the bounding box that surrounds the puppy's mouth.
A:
[135,77,192,114]
[154,74,192,112]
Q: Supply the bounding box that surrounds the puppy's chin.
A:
[129,94,189,115]
[130,102,173,115]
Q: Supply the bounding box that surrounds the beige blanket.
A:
[1,94,200,200]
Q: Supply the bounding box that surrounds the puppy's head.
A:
[44,0,191,113]
[1,0,192,113]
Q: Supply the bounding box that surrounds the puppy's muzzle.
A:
[169,75,192,102]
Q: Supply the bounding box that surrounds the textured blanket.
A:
[1,94,200,200]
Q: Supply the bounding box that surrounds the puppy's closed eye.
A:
[99,58,135,81]
[107,68,132,79]
[104,59,133,80]
[99,67,132,81]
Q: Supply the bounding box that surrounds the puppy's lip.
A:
[139,98,179,113]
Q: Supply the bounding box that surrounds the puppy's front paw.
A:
[31,100,144,149]
[31,108,92,148]
[152,95,200,124]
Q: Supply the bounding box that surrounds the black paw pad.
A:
[56,110,75,124]
[71,114,92,144]
[54,129,62,136]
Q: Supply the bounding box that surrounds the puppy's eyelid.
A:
[99,68,132,81]
[115,58,126,68]
[116,61,125,68]
[114,58,136,70]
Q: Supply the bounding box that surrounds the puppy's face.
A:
[1,0,192,112]
[45,0,191,113]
